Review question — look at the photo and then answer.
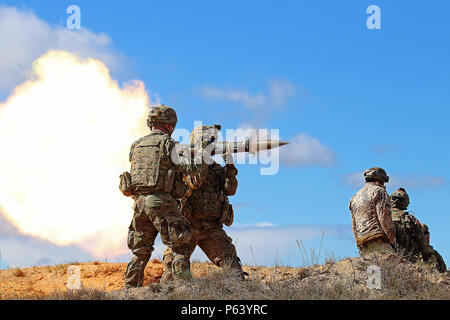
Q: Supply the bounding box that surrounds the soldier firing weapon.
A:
[180,124,289,161]
[178,124,289,214]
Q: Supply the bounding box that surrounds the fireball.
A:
[0,51,150,258]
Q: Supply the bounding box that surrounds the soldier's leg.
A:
[148,205,194,280]
[197,226,244,279]
[161,247,174,282]
[125,203,158,288]
[425,251,447,273]
[161,238,197,282]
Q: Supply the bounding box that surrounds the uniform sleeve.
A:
[349,197,357,241]
[221,165,238,196]
[129,140,138,162]
[414,221,436,259]
[376,190,396,244]
[165,139,207,175]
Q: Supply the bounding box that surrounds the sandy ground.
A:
[0,260,163,297]
[1,255,448,299]
[0,259,309,298]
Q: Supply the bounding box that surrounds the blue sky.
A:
[0,0,448,268]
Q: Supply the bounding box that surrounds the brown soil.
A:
[1,254,448,300]
[0,259,163,298]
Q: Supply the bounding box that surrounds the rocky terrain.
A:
[0,253,448,300]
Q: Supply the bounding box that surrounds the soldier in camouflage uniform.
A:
[390,188,424,261]
[122,105,207,288]
[390,188,446,272]
[161,125,244,281]
[349,167,397,256]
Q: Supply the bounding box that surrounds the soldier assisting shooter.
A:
[161,125,245,281]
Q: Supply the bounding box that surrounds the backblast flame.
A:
[0,50,150,258]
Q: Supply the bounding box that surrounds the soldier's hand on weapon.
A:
[222,151,235,167]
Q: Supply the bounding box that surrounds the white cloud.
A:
[224,125,337,168]
[197,86,267,109]
[197,79,296,110]
[371,144,402,155]
[0,236,94,268]
[268,79,297,107]
[0,5,120,92]
[254,222,276,228]
[342,171,447,189]
[280,133,337,167]
[0,216,354,268]
[0,212,93,267]
[209,224,351,266]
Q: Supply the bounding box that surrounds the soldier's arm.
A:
[129,140,139,162]
[165,139,208,176]
[349,197,357,241]
[376,190,396,244]
[417,226,436,261]
[220,157,238,196]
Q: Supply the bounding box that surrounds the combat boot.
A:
[172,254,192,280]
[160,248,174,282]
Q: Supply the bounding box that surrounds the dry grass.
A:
[1,245,448,301]
[7,254,447,300]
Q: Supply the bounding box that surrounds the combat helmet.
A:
[147,104,178,128]
[390,187,410,210]
[363,167,389,183]
[190,124,221,149]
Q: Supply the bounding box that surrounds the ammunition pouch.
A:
[172,178,190,199]
[191,190,223,220]
[220,200,234,226]
[180,201,192,220]
[119,171,134,197]
[167,215,192,247]
[164,169,175,193]
[183,165,208,190]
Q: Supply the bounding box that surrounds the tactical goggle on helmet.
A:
[190,124,221,149]
[363,167,389,183]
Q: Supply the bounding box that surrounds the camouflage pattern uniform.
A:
[162,125,244,281]
[348,167,396,256]
[390,188,446,273]
[123,105,206,288]
[419,223,447,273]
[390,188,424,261]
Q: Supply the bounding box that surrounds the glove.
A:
[223,152,235,167]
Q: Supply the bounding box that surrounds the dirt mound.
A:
[1,254,448,300]
[0,259,163,298]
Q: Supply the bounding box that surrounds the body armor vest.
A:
[189,163,227,220]
[130,132,174,194]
